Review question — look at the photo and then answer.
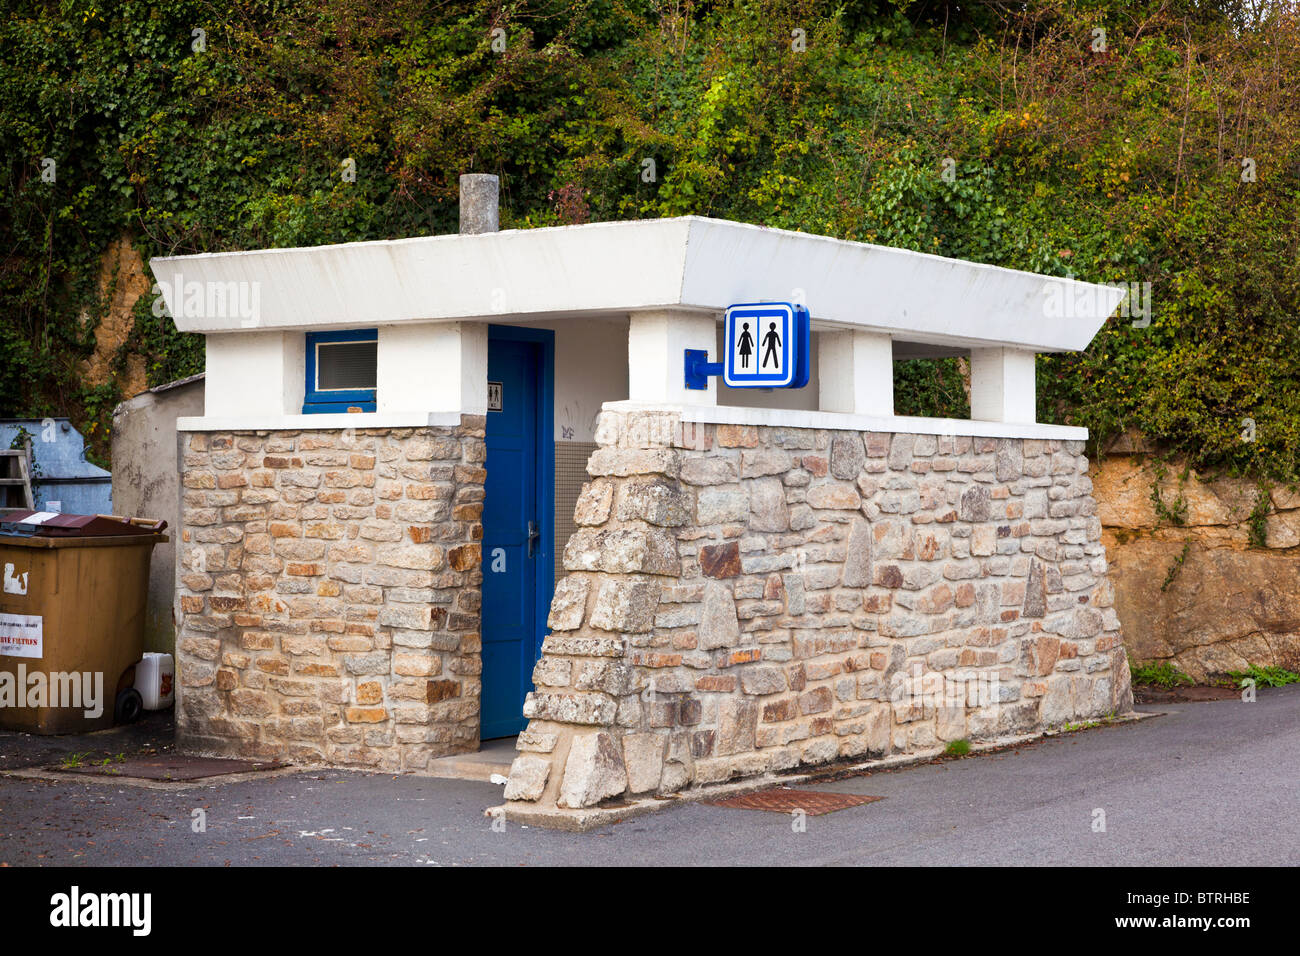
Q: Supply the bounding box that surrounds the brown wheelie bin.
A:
[0,510,166,733]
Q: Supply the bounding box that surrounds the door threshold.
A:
[425,736,516,782]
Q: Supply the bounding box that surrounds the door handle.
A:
[527,520,541,558]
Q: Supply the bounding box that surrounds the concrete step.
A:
[425,737,516,782]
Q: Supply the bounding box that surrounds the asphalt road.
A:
[0,686,1295,866]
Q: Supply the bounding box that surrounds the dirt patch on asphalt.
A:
[0,709,174,771]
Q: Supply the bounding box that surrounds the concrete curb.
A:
[0,765,305,791]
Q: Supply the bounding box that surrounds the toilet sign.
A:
[723,302,809,388]
[683,301,810,391]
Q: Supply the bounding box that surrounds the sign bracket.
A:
[684,350,723,391]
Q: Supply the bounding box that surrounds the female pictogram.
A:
[737,322,754,369]
[762,322,782,369]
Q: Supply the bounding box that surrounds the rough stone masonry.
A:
[173,422,486,772]
[503,408,1134,811]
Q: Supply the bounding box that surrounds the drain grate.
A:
[709,788,884,815]
[59,755,284,781]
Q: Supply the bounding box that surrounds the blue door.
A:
[480,328,552,739]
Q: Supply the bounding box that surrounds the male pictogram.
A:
[737,322,754,369]
[762,322,782,369]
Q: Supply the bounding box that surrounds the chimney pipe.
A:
[459,174,500,235]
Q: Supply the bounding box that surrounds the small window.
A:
[304,329,377,413]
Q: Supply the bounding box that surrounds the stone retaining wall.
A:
[503,408,1134,810]
[174,422,486,771]
[1094,455,1300,681]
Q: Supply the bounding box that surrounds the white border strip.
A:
[604,401,1088,441]
[176,405,1086,440]
[176,412,464,432]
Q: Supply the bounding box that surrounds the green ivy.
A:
[2,0,1298,479]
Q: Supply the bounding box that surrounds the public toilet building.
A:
[157,177,1134,822]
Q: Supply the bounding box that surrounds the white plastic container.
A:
[133,652,175,710]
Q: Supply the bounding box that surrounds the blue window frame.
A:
[303,329,377,413]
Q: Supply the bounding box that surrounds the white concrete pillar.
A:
[627,309,717,405]
[204,330,303,417]
[378,322,488,415]
[818,331,894,416]
[969,347,1037,423]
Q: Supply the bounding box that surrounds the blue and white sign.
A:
[723,302,810,389]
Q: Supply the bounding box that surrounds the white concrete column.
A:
[627,309,717,405]
[378,321,488,415]
[204,330,304,417]
[970,347,1037,423]
[818,331,893,416]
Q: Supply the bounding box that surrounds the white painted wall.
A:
[817,330,893,416]
[970,347,1037,423]
[377,322,489,416]
[204,331,303,417]
[628,310,717,405]
[520,317,629,443]
[192,316,1043,434]
[460,323,489,416]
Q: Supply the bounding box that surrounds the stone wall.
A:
[1094,456,1300,680]
[504,408,1133,810]
[174,422,486,771]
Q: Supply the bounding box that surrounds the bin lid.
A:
[0,509,167,537]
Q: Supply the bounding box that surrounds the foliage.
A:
[1159,540,1191,592]
[1149,461,1189,527]
[1129,660,1195,687]
[1246,485,1272,548]
[2,0,1299,471]
[1226,664,1300,687]
[58,751,91,770]
[895,358,970,419]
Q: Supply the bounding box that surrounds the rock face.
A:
[506,408,1133,810]
[172,422,487,772]
[81,237,149,399]
[1094,456,1300,681]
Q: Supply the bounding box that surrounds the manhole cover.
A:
[59,755,284,781]
[709,788,884,815]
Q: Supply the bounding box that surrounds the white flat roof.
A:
[151,216,1122,352]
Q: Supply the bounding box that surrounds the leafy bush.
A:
[2,1,1298,473]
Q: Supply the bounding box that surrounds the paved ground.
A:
[0,686,1295,866]
[0,710,174,772]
